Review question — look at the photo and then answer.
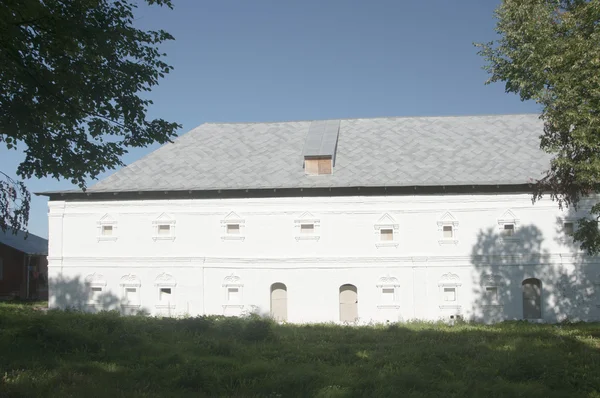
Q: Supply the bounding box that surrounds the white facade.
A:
[47,193,600,324]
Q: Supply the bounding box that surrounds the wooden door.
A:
[339,284,358,323]
[270,283,287,321]
[522,278,542,319]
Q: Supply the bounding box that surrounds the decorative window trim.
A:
[97,214,118,241]
[374,213,399,248]
[376,275,401,309]
[85,273,107,305]
[120,273,141,308]
[222,274,244,309]
[152,213,176,241]
[221,211,246,241]
[559,218,578,243]
[497,210,520,241]
[155,272,176,309]
[437,211,459,245]
[481,274,504,307]
[294,211,321,241]
[438,273,461,310]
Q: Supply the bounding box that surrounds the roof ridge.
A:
[198,112,541,126]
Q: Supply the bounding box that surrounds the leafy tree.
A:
[477,0,600,254]
[0,0,180,233]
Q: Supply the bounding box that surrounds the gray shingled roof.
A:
[88,114,551,192]
[0,230,48,255]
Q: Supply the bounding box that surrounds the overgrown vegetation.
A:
[1,303,600,397]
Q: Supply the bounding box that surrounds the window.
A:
[227,224,240,234]
[304,156,332,175]
[154,272,176,311]
[126,287,137,302]
[376,275,400,309]
[564,222,574,236]
[374,214,399,248]
[380,229,394,241]
[97,214,118,241]
[85,273,107,305]
[221,212,245,240]
[158,224,171,235]
[300,224,314,234]
[152,213,176,241]
[443,225,453,238]
[444,287,456,302]
[382,288,395,303]
[159,288,172,301]
[437,212,459,245]
[91,287,103,302]
[294,212,320,241]
[485,286,498,303]
[222,274,244,315]
[502,224,515,236]
[120,274,141,308]
[228,287,240,302]
[497,210,519,240]
[438,272,462,310]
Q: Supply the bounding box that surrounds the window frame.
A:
[481,274,504,308]
[376,275,401,309]
[294,212,321,241]
[97,214,118,242]
[438,272,462,310]
[497,210,520,241]
[120,274,141,309]
[152,213,176,241]
[437,212,459,245]
[155,272,176,310]
[221,212,246,241]
[222,274,244,312]
[374,214,399,248]
[85,272,107,305]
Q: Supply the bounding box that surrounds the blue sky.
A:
[1,0,539,238]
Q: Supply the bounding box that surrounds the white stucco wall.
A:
[47,193,600,323]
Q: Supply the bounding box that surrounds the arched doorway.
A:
[339,284,358,323]
[522,278,542,319]
[270,283,287,321]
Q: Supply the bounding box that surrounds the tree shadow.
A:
[470,207,599,323]
[49,275,149,315]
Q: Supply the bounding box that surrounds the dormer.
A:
[302,120,340,175]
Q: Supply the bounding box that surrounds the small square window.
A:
[485,286,498,303]
[158,225,171,235]
[101,225,113,236]
[382,288,395,303]
[126,287,137,302]
[564,222,574,236]
[228,287,239,302]
[502,224,515,236]
[159,287,172,301]
[380,229,394,241]
[227,224,240,234]
[444,287,456,302]
[443,225,453,238]
[300,224,314,234]
[91,287,102,301]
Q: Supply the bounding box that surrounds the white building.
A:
[41,114,600,323]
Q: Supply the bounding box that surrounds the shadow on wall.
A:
[470,207,600,323]
[50,275,149,315]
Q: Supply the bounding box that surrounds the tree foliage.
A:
[477,0,600,254]
[0,0,180,233]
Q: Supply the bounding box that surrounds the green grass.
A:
[1,303,600,397]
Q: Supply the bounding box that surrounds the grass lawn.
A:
[1,303,600,397]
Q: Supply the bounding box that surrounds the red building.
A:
[0,230,48,300]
